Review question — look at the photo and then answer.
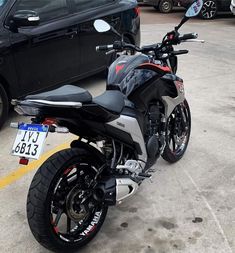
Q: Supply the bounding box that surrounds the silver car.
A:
[231,0,235,14]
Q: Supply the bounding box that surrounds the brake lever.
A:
[182,39,205,43]
[106,49,116,55]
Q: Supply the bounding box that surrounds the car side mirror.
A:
[94,20,111,33]
[11,10,40,28]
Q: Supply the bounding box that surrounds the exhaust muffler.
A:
[93,177,139,205]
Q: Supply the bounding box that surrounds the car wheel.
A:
[0,83,9,130]
[200,0,218,19]
[159,0,173,13]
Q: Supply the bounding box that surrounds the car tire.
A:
[159,0,173,13]
[200,0,218,19]
[0,83,9,130]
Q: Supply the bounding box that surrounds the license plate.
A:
[12,124,49,160]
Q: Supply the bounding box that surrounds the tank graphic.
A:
[107,54,159,96]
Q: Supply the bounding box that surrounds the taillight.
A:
[43,118,57,125]
[134,7,140,16]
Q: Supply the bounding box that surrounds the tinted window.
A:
[73,0,115,12]
[0,0,7,14]
[14,0,69,22]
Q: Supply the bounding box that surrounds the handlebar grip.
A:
[172,50,189,56]
[96,44,113,52]
[179,33,198,41]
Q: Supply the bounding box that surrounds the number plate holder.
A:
[12,124,49,160]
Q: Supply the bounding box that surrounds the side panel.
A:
[161,79,185,117]
[127,73,184,117]
[107,115,147,166]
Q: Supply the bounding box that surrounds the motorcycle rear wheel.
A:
[162,99,191,163]
[27,148,108,252]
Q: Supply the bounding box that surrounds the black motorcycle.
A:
[11,0,203,251]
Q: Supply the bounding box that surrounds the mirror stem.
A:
[175,16,189,31]
[111,27,122,38]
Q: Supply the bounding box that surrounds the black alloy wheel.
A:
[162,100,191,163]
[0,83,9,130]
[158,0,173,13]
[27,148,108,252]
[200,0,218,19]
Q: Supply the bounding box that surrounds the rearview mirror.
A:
[185,0,203,17]
[12,10,40,28]
[94,20,111,33]
[175,0,203,31]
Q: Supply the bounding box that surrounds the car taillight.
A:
[134,7,140,16]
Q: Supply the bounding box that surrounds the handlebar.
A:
[179,33,198,41]
[96,32,200,55]
[96,44,114,51]
[171,50,189,56]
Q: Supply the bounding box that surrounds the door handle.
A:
[65,30,77,39]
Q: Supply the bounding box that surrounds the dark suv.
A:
[0,0,140,129]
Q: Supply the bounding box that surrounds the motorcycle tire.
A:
[27,148,108,252]
[162,99,191,163]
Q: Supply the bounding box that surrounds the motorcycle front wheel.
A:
[27,148,108,252]
[162,99,191,163]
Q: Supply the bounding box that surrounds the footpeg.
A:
[138,173,152,178]
[148,168,156,173]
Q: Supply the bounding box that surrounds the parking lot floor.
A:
[0,10,235,253]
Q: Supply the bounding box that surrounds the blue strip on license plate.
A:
[19,123,49,133]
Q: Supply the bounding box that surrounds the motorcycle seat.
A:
[93,90,125,114]
[25,85,92,103]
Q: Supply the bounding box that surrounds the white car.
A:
[231,0,235,14]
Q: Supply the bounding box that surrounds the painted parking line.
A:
[0,142,71,190]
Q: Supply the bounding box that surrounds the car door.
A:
[7,0,81,96]
[221,0,232,10]
[70,0,121,77]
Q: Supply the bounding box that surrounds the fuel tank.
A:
[107,54,158,95]
[107,54,174,98]
[107,54,182,113]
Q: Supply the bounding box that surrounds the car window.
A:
[73,0,116,12]
[13,0,69,23]
[0,0,7,14]
[0,0,7,6]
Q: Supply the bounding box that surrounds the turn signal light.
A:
[134,7,140,16]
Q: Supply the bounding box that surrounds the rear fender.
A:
[70,140,106,164]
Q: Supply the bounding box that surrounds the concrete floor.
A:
[0,7,235,253]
